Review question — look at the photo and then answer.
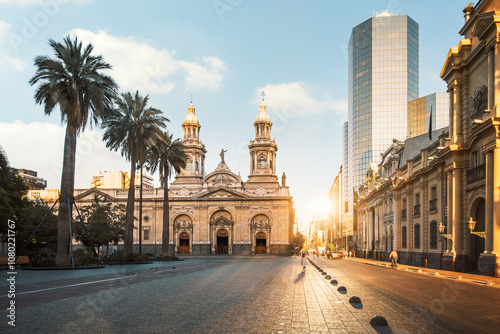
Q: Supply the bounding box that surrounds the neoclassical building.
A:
[438,0,500,276]
[355,139,403,261]
[63,97,295,256]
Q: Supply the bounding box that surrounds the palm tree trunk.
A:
[56,125,77,266]
[124,158,136,255]
[139,164,143,254]
[162,165,170,256]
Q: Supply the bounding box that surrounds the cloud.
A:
[0,20,23,72]
[69,29,226,94]
[255,82,347,115]
[0,121,131,189]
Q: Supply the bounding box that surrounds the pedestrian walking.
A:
[389,250,398,268]
[300,252,308,273]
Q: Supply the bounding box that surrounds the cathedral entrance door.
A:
[256,232,267,254]
[216,229,229,254]
[179,232,190,254]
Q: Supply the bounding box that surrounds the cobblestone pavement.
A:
[1,257,496,333]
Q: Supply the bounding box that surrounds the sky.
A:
[0,0,466,227]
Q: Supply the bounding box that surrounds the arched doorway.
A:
[255,232,267,254]
[470,198,485,270]
[250,214,271,255]
[174,214,193,255]
[216,229,229,254]
[179,232,190,254]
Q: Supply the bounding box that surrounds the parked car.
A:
[331,252,343,259]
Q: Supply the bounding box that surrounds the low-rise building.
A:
[90,170,154,189]
[15,169,47,190]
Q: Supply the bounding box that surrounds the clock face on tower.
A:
[258,155,267,168]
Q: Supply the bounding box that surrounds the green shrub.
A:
[29,254,56,267]
[73,249,102,266]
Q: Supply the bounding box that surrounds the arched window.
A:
[261,126,264,134]
[414,223,421,249]
[185,158,192,170]
[402,226,407,249]
[429,221,438,249]
[195,161,199,171]
[188,128,191,137]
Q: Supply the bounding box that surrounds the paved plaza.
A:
[1,257,499,333]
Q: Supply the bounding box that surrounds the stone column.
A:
[485,151,494,253]
[495,40,500,115]
[446,171,453,253]
[453,81,462,144]
[488,51,495,111]
[267,229,271,255]
[493,146,500,275]
[211,226,216,254]
[452,167,463,254]
[368,209,373,252]
[229,225,233,255]
[449,89,454,139]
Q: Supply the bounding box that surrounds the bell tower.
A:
[247,92,279,188]
[176,97,206,183]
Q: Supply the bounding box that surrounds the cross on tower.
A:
[190,93,194,103]
[261,91,265,101]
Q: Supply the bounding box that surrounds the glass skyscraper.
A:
[347,12,419,213]
[407,92,449,138]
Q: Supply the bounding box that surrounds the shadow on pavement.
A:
[295,272,305,283]
[371,325,394,334]
[350,302,363,309]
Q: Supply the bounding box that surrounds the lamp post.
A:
[438,222,453,240]
[467,217,486,239]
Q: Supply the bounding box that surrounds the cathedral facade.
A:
[167,97,295,255]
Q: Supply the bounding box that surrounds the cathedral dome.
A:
[183,103,199,125]
[255,101,271,123]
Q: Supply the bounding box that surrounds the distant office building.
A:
[15,169,47,190]
[407,92,449,138]
[341,122,351,231]
[328,167,345,249]
[90,170,154,189]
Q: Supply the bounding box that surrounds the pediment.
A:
[210,216,234,226]
[195,187,249,200]
[74,188,117,202]
[204,172,240,187]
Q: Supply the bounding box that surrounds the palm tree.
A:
[147,132,187,256]
[0,146,10,188]
[102,91,168,255]
[29,36,117,266]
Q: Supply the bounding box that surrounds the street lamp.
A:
[467,217,486,239]
[438,222,453,240]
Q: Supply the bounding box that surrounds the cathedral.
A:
[167,96,295,255]
[59,96,295,255]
